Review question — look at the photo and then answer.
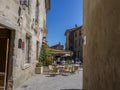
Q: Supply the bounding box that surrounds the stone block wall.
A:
[0,0,47,89]
[83,0,120,90]
[73,27,83,59]
[13,0,46,89]
[0,0,19,23]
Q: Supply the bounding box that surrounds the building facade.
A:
[50,42,64,50]
[65,26,83,61]
[0,0,50,90]
[83,0,120,90]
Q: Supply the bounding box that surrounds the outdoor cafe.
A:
[48,48,80,75]
[48,63,80,76]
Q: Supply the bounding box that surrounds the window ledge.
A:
[22,63,31,70]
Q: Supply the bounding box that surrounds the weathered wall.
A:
[65,27,83,60]
[0,0,47,89]
[83,0,120,90]
[0,0,19,30]
[13,0,46,89]
[73,27,83,59]
[65,31,70,50]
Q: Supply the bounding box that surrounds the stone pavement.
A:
[15,68,83,90]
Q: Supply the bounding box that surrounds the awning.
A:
[48,48,72,56]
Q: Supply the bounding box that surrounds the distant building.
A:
[65,25,83,61]
[50,42,64,50]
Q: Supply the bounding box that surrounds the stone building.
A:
[0,0,50,90]
[65,25,83,61]
[83,0,120,90]
[50,42,64,50]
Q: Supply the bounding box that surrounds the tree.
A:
[39,44,52,66]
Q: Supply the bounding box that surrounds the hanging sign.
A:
[84,36,86,45]
[22,41,25,50]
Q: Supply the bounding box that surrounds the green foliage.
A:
[39,44,52,66]
[66,60,72,65]
[39,44,49,62]
[36,62,42,67]
[43,57,53,66]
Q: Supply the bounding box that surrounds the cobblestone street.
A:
[15,68,83,90]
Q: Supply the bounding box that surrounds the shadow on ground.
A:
[45,75,57,77]
[45,74,69,77]
[60,89,83,90]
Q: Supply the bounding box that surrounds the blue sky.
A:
[46,0,83,47]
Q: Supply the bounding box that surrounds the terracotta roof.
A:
[43,26,48,34]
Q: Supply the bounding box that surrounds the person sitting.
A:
[62,59,66,65]
[57,57,61,65]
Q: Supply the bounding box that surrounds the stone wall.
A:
[0,0,47,89]
[0,0,19,30]
[13,0,46,89]
[65,27,83,59]
[65,31,70,50]
[83,0,120,90]
[73,27,83,59]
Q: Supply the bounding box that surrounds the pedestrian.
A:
[72,59,74,64]
[62,58,66,65]
[57,57,60,65]
[75,57,78,64]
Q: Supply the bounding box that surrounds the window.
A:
[36,41,39,60]
[79,39,81,46]
[79,31,81,36]
[78,52,80,57]
[35,0,39,24]
[78,51,80,57]
[75,40,77,48]
[25,35,30,63]
[75,32,77,38]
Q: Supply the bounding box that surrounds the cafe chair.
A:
[49,65,59,76]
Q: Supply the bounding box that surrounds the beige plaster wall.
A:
[83,0,120,90]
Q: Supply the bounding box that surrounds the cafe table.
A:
[57,65,65,74]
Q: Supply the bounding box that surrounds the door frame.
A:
[0,29,10,90]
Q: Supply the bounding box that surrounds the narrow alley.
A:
[15,68,83,90]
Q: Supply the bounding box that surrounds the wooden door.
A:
[0,38,9,90]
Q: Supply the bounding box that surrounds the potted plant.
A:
[39,44,53,74]
[35,62,43,74]
[66,60,72,65]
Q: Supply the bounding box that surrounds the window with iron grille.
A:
[36,41,39,60]
[25,35,31,63]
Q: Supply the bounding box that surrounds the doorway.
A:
[0,29,10,90]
